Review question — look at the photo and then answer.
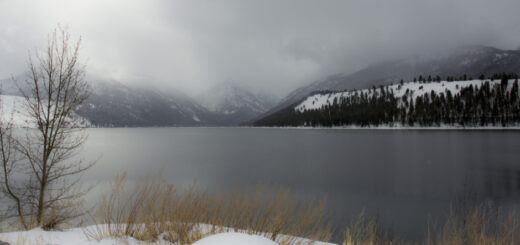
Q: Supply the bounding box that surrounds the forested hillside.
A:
[254,73,520,127]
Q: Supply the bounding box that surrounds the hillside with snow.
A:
[0,95,34,127]
[296,79,507,112]
[254,76,520,127]
[263,46,520,119]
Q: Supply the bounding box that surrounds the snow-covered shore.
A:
[0,225,336,245]
[193,233,277,245]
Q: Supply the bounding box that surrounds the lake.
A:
[80,128,520,242]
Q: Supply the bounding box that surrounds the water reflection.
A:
[483,166,520,199]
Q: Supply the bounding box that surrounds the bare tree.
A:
[0,26,92,230]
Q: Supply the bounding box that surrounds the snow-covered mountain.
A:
[254,77,520,127]
[263,45,520,118]
[198,83,280,125]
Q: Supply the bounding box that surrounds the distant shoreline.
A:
[83,125,520,130]
[246,126,520,130]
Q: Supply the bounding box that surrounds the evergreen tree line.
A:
[408,73,519,83]
[255,74,520,127]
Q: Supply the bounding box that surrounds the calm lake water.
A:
[80,128,520,241]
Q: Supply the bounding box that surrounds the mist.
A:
[1,0,520,97]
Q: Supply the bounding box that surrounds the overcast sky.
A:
[1,0,520,97]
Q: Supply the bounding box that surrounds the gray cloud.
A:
[1,0,519,97]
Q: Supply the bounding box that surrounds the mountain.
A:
[256,45,520,122]
[0,76,215,127]
[198,83,280,125]
[4,45,518,127]
[0,78,215,127]
[75,80,215,127]
[1,78,279,127]
[270,46,520,110]
[254,76,520,127]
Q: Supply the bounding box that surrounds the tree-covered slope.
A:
[261,46,520,120]
[254,74,520,127]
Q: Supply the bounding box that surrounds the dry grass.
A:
[7,172,517,245]
[341,205,520,245]
[84,172,332,244]
[343,210,398,245]
[425,205,520,245]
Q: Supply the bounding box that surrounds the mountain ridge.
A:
[254,76,520,127]
[254,45,520,123]
[0,78,280,127]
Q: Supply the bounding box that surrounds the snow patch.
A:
[0,225,336,245]
[193,232,277,245]
[0,227,129,245]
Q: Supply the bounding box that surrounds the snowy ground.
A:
[0,225,335,245]
[193,233,277,245]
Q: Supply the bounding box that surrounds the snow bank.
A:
[193,232,278,245]
[0,225,336,245]
[0,227,130,245]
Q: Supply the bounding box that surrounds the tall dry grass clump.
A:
[339,205,520,245]
[425,205,520,245]
[84,172,332,244]
[342,210,398,245]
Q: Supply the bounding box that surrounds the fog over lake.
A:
[80,128,520,241]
